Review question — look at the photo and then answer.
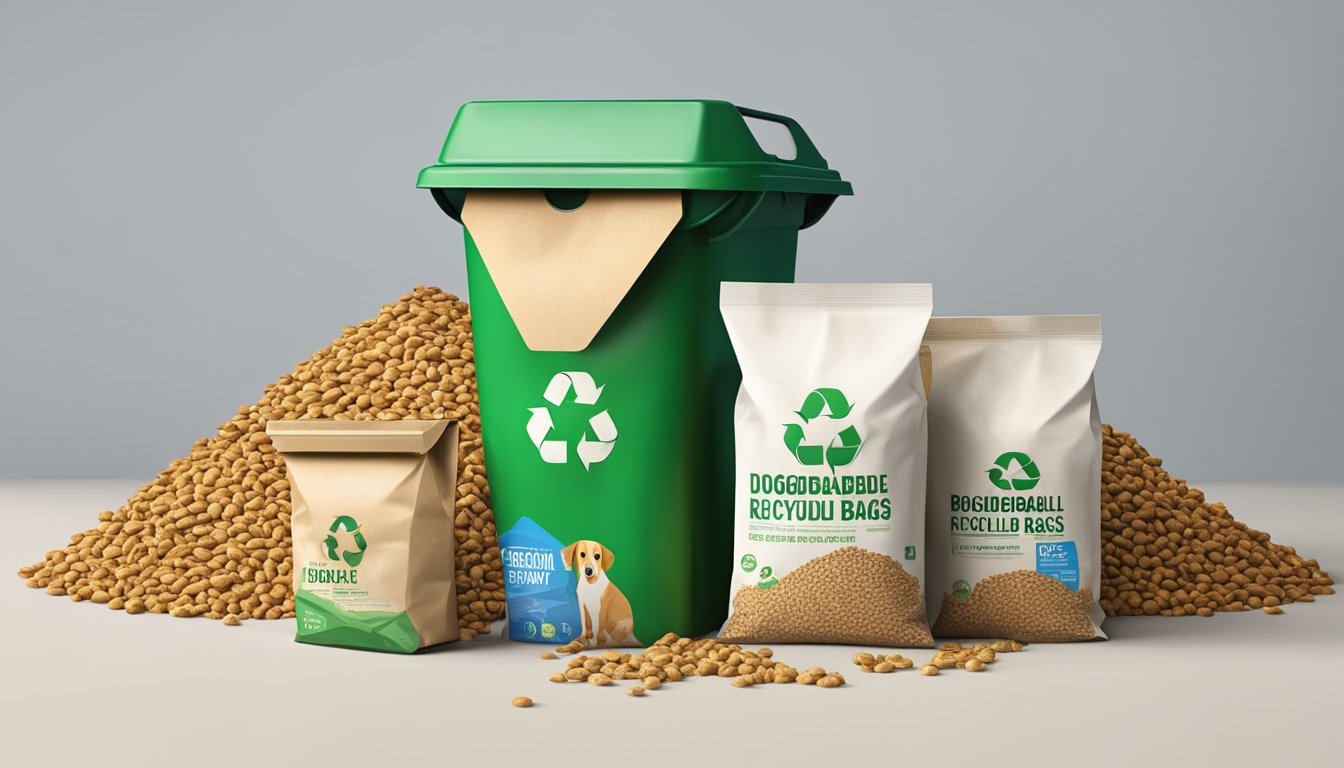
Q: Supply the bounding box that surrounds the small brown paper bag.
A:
[266,420,460,653]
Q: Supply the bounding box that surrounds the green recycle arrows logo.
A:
[783,388,862,471]
[323,516,367,567]
[987,451,1041,491]
[526,371,617,472]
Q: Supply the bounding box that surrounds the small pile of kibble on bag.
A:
[1100,425,1334,617]
[15,287,505,638]
[542,633,847,696]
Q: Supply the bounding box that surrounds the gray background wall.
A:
[1,1,1341,481]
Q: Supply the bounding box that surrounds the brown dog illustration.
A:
[562,539,638,647]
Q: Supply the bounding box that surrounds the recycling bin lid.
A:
[416,100,852,196]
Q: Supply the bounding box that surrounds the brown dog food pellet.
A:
[1100,425,1332,618]
[511,697,533,708]
[722,547,933,647]
[15,287,503,637]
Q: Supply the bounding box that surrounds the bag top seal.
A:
[721,282,932,309]
[265,420,454,455]
[924,315,1101,341]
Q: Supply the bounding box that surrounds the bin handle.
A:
[736,106,828,168]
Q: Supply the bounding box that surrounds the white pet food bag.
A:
[924,315,1105,642]
[720,283,934,647]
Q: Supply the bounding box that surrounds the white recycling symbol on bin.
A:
[526,371,618,472]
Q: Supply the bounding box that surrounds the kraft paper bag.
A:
[267,420,460,653]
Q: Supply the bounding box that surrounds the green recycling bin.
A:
[418,100,850,646]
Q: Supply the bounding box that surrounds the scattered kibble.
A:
[545,634,844,693]
[916,640,1024,676]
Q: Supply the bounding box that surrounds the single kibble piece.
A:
[627,686,646,697]
[14,287,502,637]
[511,697,533,708]
[1263,606,1284,615]
[588,674,613,686]
[540,652,557,660]
[965,659,985,672]
[222,614,240,627]
[642,676,661,690]
[919,665,939,676]
[873,661,895,673]
[548,673,566,683]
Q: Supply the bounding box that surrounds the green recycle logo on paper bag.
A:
[783,388,862,471]
[323,516,367,567]
[526,371,618,472]
[987,451,1041,491]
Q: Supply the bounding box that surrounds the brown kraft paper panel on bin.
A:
[461,190,683,352]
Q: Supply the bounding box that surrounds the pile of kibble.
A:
[1099,424,1333,617]
[16,287,505,637]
